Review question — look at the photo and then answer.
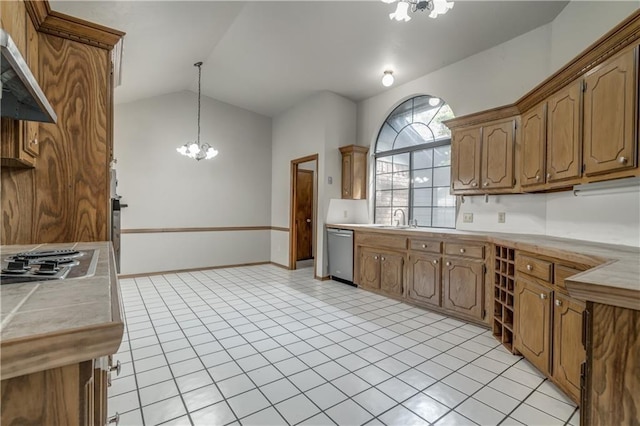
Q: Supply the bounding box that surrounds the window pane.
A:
[386,99,413,132]
[392,189,409,207]
[413,98,441,126]
[431,104,455,140]
[414,149,433,169]
[434,187,455,207]
[376,123,397,153]
[376,190,392,207]
[412,169,432,188]
[434,146,451,166]
[433,166,451,187]
[393,171,410,189]
[393,153,410,172]
[412,207,432,228]
[376,173,392,190]
[394,123,434,149]
[375,208,392,225]
[413,188,432,207]
[376,156,393,174]
[433,207,456,228]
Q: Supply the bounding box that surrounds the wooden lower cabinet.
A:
[407,253,441,307]
[359,248,381,290]
[442,258,484,321]
[553,293,585,402]
[515,278,552,375]
[380,252,404,297]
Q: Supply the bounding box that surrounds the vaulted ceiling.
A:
[50,1,569,117]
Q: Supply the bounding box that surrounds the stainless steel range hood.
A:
[1,28,57,123]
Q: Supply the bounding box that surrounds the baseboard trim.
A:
[269,262,290,270]
[118,261,271,278]
[315,275,331,281]
[122,226,275,234]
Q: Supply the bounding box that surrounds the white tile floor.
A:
[110,264,580,426]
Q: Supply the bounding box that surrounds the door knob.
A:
[540,293,547,300]
[432,260,438,264]
[459,248,466,254]
[526,264,533,271]
[422,244,427,248]
[446,261,451,266]
[472,182,478,187]
[555,299,562,306]
[306,219,311,223]
[547,173,551,179]
[535,175,540,182]
[618,156,628,164]
[483,182,489,187]
[374,256,378,260]
[381,257,385,261]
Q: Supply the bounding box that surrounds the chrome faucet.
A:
[393,209,406,227]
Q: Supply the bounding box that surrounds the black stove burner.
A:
[14,249,80,260]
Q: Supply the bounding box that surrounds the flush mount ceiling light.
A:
[382,70,395,87]
[384,0,454,22]
[176,62,219,161]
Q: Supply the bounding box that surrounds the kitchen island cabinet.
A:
[0,241,123,426]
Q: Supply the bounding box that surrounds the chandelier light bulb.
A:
[382,70,395,87]
[206,148,219,159]
[389,1,411,21]
[429,0,454,18]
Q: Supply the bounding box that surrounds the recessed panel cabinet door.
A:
[407,253,441,307]
[359,249,380,290]
[380,252,404,297]
[583,48,638,176]
[442,259,483,320]
[451,127,482,191]
[546,82,582,184]
[521,104,547,188]
[481,120,515,190]
[515,278,552,376]
[553,293,586,403]
[342,153,352,199]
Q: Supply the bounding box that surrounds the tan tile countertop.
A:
[0,241,124,380]
[328,224,640,311]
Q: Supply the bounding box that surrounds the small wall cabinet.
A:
[339,145,368,200]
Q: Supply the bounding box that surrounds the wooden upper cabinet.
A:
[521,104,547,188]
[546,81,583,184]
[407,253,441,307]
[442,258,484,320]
[553,293,586,403]
[515,277,552,376]
[339,145,368,200]
[451,126,482,191]
[481,119,515,190]
[583,48,638,176]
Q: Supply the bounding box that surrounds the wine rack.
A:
[493,245,516,353]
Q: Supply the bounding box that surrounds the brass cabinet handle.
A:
[109,360,122,376]
[32,138,38,145]
[619,156,628,164]
[459,248,466,254]
[540,293,547,300]
[526,264,533,271]
[432,259,438,264]
[535,175,540,181]
[381,257,385,261]
[422,244,427,248]
[108,413,120,425]
[547,173,551,179]
[374,256,378,260]
[472,182,478,187]
[483,182,489,187]
[555,299,562,306]
[446,261,451,266]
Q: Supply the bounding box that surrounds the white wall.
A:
[270,91,357,276]
[115,91,272,274]
[357,1,640,247]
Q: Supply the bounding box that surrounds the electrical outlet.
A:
[498,212,506,223]
[343,210,348,218]
[463,213,473,223]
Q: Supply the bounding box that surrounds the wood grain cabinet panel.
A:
[481,119,515,190]
[515,278,552,376]
[521,104,547,188]
[546,81,583,184]
[339,145,368,200]
[380,252,404,297]
[552,293,585,403]
[442,259,484,320]
[583,48,638,176]
[451,126,482,191]
[23,16,40,158]
[407,253,441,307]
[359,248,381,290]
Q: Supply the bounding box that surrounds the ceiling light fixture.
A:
[382,70,395,87]
[384,0,454,22]
[176,62,219,161]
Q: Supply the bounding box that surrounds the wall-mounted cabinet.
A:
[520,103,547,189]
[451,126,482,191]
[339,145,368,200]
[481,119,516,190]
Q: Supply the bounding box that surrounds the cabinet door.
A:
[583,48,637,176]
[452,127,482,191]
[515,278,552,375]
[481,120,515,190]
[442,259,484,320]
[380,252,404,297]
[342,153,352,199]
[547,81,582,183]
[359,248,380,290]
[521,104,547,188]
[407,253,441,307]
[553,293,585,403]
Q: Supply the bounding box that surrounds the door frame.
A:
[289,154,319,272]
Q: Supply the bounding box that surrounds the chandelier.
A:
[383,0,454,22]
[176,62,219,161]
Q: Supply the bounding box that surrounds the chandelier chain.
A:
[196,62,202,145]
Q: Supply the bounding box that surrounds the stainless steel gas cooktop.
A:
[0,249,98,284]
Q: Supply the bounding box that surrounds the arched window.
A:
[374,95,456,228]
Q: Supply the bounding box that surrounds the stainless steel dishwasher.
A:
[327,228,354,285]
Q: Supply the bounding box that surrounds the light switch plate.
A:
[463,213,473,223]
[498,212,506,223]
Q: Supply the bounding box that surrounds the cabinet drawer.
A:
[410,239,442,254]
[444,242,484,259]
[555,265,584,290]
[517,255,553,282]
[355,233,407,250]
